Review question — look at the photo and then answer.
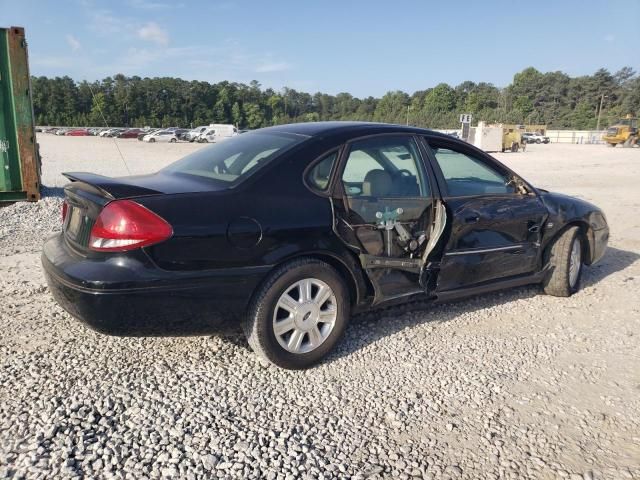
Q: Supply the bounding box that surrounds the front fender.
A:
[539,191,609,265]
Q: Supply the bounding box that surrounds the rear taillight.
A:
[89,200,173,252]
[62,201,68,223]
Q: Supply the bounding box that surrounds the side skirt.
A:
[433,270,546,304]
[352,270,547,315]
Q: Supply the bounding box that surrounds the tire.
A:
[149,138,155,143]
[511,142,519,152]
[170,138,177,143]
[536,139,542,144]
[607,143,616,147]
[243,258,350,369]
[542,226,583,297]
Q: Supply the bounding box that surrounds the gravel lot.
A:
[1,136,639,479]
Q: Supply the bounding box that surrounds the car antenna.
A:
[87,82,131,175]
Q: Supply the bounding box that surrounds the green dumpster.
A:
[0,26,40,202]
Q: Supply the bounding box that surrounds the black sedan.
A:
[43,122,609,369]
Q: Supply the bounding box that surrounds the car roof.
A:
[257,121,450,140]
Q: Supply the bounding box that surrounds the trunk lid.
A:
[62,171,228,199]
[61,171,223,252]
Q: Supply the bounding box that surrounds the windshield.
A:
[162,131,306,185]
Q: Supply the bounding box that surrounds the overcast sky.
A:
[3,0,639,96]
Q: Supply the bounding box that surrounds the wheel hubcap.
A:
[273,278,337,354]
[569,238,581,287]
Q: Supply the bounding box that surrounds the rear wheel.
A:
[536,139,542,144]
[243,258,350,369]
[542,226,583,297]
[511,142,519,152]
[170,138,177,143]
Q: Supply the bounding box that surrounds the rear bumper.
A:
[42,234,270,336]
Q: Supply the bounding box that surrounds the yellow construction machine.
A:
[602,114,639,147]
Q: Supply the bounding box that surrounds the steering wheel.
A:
[397,169,413,177]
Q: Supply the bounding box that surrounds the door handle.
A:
[464,215,480,224]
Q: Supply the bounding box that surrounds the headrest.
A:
[362,169,392,196]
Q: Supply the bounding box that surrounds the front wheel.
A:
[169,138,177,143]
[542,226,583,297]
[149,138,155,143]
[243,258,350,369]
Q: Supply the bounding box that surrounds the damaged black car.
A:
[42,122,609,369]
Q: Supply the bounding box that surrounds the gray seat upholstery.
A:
[362,169,392,196]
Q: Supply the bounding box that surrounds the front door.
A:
[424,138,548,292]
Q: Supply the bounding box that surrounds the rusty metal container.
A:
[0,26,40,202]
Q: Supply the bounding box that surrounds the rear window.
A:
[162,132,305,185]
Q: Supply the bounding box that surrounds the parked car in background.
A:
[522,132,550,144]
[99,128,116,137]
[65,129,89,136]
[55,129,68,136]
[185,126,209,142]
[44,122,608,369]
[143,130,178,143]
[137,129,159,141]
[109,128,126,137]
[118,128,145,139]
[174,128,190,141]
[196,124,238,143]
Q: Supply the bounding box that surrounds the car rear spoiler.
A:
[63,172,162,199]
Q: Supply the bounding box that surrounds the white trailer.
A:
[472,121,503,152]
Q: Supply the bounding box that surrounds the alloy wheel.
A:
[272,278,337,354]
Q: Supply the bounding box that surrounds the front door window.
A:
[431,147,515,197]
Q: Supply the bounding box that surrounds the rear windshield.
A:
[162,131,306,185]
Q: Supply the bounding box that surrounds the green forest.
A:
[31,66,639,130]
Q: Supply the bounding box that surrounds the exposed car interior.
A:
[331,137,437,301]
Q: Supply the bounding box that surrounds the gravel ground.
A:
[1,136,639,479]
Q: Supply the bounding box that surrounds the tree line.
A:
[30,66,639,130]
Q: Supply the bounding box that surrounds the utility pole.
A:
[596,94,607,131]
